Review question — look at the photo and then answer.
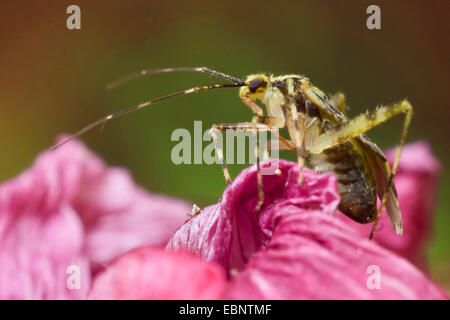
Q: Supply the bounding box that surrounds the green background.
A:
[1,1,449,288]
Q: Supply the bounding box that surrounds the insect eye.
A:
[248,78,266,93]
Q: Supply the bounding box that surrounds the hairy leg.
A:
[210,122,277,210]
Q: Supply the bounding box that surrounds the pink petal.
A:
[339,142,441,271]
[224,205,447,299]
[0,136,190,299]
[72,165,191,272]
[167,160,340,272]
[89,247,226,299]
[168,160,447,299]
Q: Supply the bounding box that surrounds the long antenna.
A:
[50,82,243,150]
[106,67,245,90]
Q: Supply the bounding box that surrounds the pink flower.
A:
[1,137,446,300]
[0,136,190,299]
[89,247,226,299]
[168,156,447,299]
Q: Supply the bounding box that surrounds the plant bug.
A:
[51,67,413,239]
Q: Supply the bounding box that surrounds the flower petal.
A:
[73,165,191,271]
[89,247,226,299]
[224,204,447,299]
[168,160,447,299]
[167,160,340,272]
[0,136,190,298]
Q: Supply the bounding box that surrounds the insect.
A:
[51,67,413,238]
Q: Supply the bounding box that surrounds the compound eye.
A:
[248,77,266,93]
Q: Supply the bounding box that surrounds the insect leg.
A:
[184,204,203,224]
[369,209,382,239]
[251,115,293,152]
[309,99,413,154]
[248,115,289,204]
[210,122,274,210]
[240,98,289,153]
[370,102,413,238]
[241,96,265,117]
[210,125,232,185]
[285,100,305,184]
[269,135,296,153]
[252,121,264,210]
[329,92,348,115]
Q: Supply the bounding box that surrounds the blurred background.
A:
[1,1,449,288]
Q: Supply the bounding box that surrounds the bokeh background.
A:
[1,0,449,288]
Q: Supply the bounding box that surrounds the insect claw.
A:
[184,204,203,223]
[255,198,263,211]
[296,167,305,186]
[394,224,403,236]
[369,218,380,240]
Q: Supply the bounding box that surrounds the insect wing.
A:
[359,136,403,235]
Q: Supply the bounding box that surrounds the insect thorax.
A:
[257,76,332,132]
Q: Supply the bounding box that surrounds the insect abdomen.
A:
[310,141,377,223]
